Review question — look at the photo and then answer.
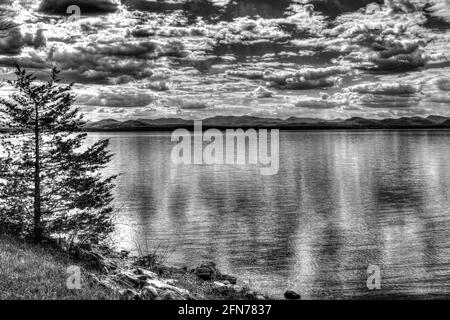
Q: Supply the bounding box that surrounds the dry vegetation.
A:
[0,234,118,300]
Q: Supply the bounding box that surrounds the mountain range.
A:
[2,116,450,133]
[82,115,450,131]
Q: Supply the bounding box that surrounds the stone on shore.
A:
[156,289,186,300]
[118,288,142,300]
[194,262,238,286]
[113,270,145,288]
[133,267,157,280]
[195,262,218,280]
[142,285,158,299]
[284,290,301,300]
[216,274,237,284]
[75,244,266,300]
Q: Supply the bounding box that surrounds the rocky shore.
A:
[73,244,272,300]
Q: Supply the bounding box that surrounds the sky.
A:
[0,0,449,121]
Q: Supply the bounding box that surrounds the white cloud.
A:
[436,78,450,91]
[294,93,350,109]
[347,82,420,95]
[76,86,158,108]
[346,81,422,108]
[251,86,274,98]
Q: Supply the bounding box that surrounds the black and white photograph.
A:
[0,0,450,308]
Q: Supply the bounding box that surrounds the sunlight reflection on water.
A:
[87,130,450,299]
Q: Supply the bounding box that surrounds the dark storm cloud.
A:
[0,27,46,55]
[179,101,211,109]
[39,0,120,14]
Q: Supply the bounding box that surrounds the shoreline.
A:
[77,243,273,300]
[0,233,277,300]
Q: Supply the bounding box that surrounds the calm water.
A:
[88,130,450,299]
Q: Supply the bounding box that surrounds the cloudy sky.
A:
[0,0,449,120]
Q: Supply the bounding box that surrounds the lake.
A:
[87,130,450,299]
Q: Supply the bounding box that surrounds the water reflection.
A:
[90,131,450,298]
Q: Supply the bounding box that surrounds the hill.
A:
[83,115,450,131]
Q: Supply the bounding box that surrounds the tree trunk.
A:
[33,101,42,243]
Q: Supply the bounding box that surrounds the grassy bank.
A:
[0,234,118,300]
[0,234,269,300]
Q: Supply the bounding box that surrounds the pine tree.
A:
[0,65,116,244]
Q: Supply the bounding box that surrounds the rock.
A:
[146,279,189,296]
[246,290,256,299]
[195,262,218,280]
[164,279,177,286]
[120,250,130,258]
[212,281,228,293]
[232,285,243,294]
[156,290,186,300]
[132,268,157,280]
[213,281,224,286]
[113,271,145,289]
[142,285,158,299]
[284,290,301,300]
[136,274,149,282]
[118,289,142,300]
[86,273,101,287]
[217,274,237,284]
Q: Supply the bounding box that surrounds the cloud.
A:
[38,0,120,14]
[385,0,421,14]
[436,78,450,91]
[294,93,349,109]
[0,28,23,54]
[76,87,158,108]
[227,66,349,90]
[264,66,349,89]
[347,82,420,95]
[293,1,433,72]
[226,70,264,80]
[425,94,450,103]
[425,0,450,23]
[47,44,154,82]
[347,81,422,108]
[357,94,421,108]
[357,40,428,71]
[91,40,188,59]
[251,86,274,98]
[0,28,46,54]
[178,101,212,110]
[1,0,449,121]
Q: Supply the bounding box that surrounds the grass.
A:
[134,237,172,269]
[0,233,268,300]
[0,234,118,300]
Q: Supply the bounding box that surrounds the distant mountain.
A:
[427,115,449,124]
[83,115,450,131]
